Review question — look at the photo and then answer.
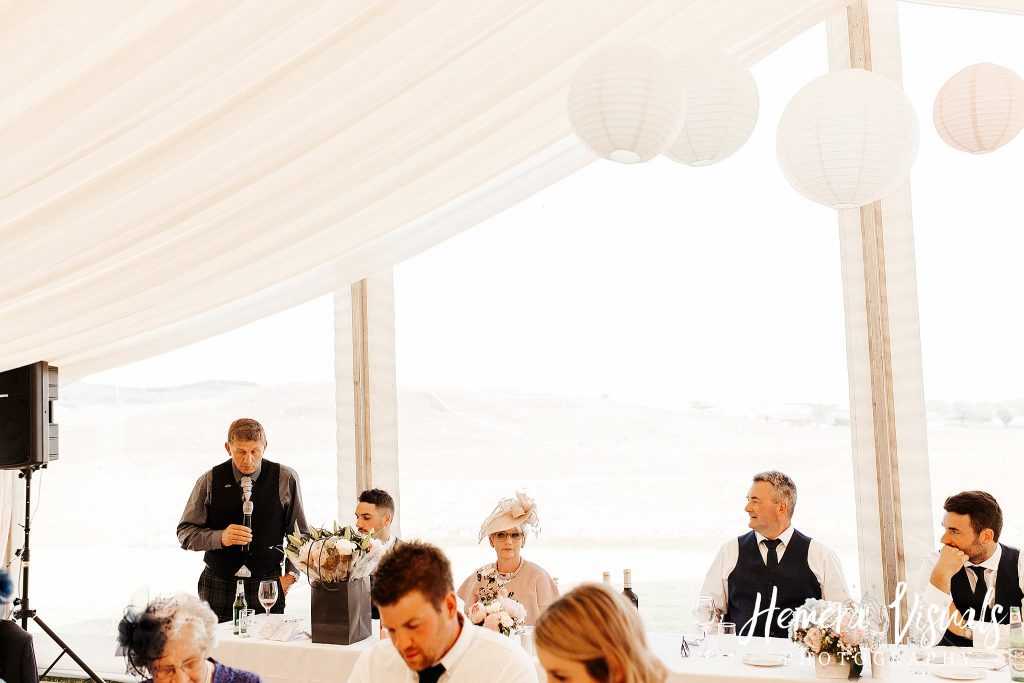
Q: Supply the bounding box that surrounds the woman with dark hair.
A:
[117,594,261,683]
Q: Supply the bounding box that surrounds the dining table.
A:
[212,616,1005,683]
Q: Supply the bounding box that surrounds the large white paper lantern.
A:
[664,51,759,166]
[777,69,919,209]
[568,45,686,163]
[933,63,1024,154]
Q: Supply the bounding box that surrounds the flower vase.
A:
[814,656,852,679]
[310,577,372,645]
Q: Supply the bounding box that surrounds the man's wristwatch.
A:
[964,625,973,641]
[287,570,300,581]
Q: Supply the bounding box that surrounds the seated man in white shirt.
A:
[356,488,403,621]
[700,470,850,638]
[356,488,401,553]
[913,490,1024,648]
[348,541,537,683]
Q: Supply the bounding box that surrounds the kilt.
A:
[199,567,286,623]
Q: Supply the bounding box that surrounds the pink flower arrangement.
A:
[790,599,870,665]
[468,595,527,637]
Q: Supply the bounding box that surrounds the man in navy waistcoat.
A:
[701,470,850,638]
[914,490,1024,647]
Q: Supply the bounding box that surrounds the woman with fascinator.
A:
[116,594,260,683]
[457,492,559,626]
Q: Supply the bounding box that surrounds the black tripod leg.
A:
[31,614,107,683]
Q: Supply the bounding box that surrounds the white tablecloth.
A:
[214,620,1002,683]
[212,616,379,683]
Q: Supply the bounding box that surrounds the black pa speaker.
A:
[0,361,59,469]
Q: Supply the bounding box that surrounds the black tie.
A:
[970,566,988,621]
[419,663,446,683]
[763,539,782,573]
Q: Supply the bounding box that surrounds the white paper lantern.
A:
[568,45,686,163]
[777,69,919,209]
[664,51,759,166]
[933,62,1024,154]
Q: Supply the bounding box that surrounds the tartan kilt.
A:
[199,566,286,623]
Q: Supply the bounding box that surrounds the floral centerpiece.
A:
[465,566,527,637]
[284,522,384,645]
[284,522,384,584]
[790,598,872,679]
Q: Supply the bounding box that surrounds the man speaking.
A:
[177,418,308,621]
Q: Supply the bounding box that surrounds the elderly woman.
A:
[457,491,558,626]
[117,594,260,683]
[535,583,668,683]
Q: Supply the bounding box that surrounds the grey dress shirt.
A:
[176,460,308,575]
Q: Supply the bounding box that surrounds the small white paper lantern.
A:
[664,50,759,166]
[933,62,1024,154]
[568,44,686,163]
[777,69,919,209]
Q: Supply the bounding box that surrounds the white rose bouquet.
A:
[284,522,384,584]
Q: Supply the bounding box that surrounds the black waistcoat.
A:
[725,529,822,638]
[941,544,1024,647]
[203,460,285,578]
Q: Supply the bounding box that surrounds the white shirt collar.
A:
[755,525,795,547]
[969,544,1001,571]
[437,612,474,674]
[381,535,397,553]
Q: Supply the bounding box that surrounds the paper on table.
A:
[260,615,304,641]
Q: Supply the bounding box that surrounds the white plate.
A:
[962,651,1004,669]
[932,667,987,680]
[741,653,786,667]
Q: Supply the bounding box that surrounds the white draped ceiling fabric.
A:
[0,0,851,383]
[0,0,850,579]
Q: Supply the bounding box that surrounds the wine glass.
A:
[258,580,279,617]
[692,596,716,656]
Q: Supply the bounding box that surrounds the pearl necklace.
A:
[494,558,524,585]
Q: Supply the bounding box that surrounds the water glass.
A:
[703,622,723,657]
[519,626,535,655]
[907,636,930,675]
[238,608,256,638]
[718,622,737,657]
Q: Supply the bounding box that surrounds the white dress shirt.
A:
[700,525,851,616]
[347,613,537,683]
[913,544,1024,648]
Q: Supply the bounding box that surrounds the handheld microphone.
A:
[241,477,253,552]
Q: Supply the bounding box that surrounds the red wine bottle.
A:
[622,569,639,609]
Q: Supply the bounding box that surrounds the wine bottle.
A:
[232,580,247,635]
[622,569,639,609]
[602,571,611,585]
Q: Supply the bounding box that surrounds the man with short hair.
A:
[177,418,308,622]
[700,470,849,638]
[356,488,401,553]
[349,542,536,683]
[914,490,1024,647]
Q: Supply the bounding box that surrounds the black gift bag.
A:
[310,577,372,645]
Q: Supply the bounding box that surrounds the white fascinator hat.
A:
[477,491,541,542]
